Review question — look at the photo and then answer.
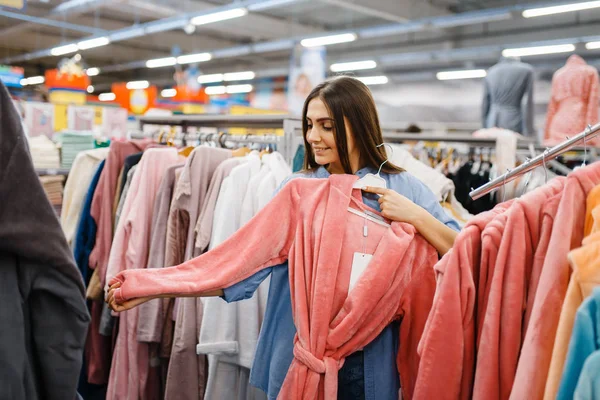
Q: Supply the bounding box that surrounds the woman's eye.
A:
[323,125,333,131]
[307,124,313,129]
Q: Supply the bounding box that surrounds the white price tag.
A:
[349,252,372,293]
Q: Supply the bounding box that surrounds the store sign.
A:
[0,65,24,87]
[0,0,25,10]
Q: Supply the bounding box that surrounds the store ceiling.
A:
[2,0,600,91]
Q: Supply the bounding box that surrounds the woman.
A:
[108,76,459,399]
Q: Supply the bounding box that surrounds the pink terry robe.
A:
[510,161,600,400]
[105,148,182,400]
[110,175,439,400]
[414,202,511,400]
[473,178,565,400]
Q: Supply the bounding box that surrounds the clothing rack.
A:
[469,123,600,200]
[138,114,303,163]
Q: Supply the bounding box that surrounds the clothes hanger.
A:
[352,143,391,191]
[232,147,252,157]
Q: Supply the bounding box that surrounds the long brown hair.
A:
[302,75,403,174]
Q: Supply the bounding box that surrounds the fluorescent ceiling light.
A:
[87,85,94,93]
[522,1,600,18]
[146,57,177,68]
[301,33,357,47]
[223,71,255,81]
[436,69,487,80]
[161,88,177,98]
[330,60,377,72]
[126,80,150,90]
[86,67,100,76]
[191,7,248,26]
[21,76,45,86]
[356,75,388,85]
[177,52,212,64]
[502,43,575,57]
[77,36,110,50]
[198,73,224,84]
[98,92,116,101]
[586,41,600,49]
[226,84,253,94]
[248,0,298,11]
[51,43,79,56]
[205,85,227,95]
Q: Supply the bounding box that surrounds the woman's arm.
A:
[362,186,458,255]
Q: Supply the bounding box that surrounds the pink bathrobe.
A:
[110,175,439,400]
[510,161,600,400]
[473,178,565,400]
[105,148,182,400]
[414,202,512,400]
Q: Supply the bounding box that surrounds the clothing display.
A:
[544,55,600,146]
[60,131,96,169]
[0,80,90,400]
[482,58,535,136]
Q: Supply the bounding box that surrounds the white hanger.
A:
[352,143,391,191]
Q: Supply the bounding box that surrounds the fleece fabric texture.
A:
[110,175,439,400]
[104,148,182,400]
[544,183,600,400]
[510,161,600,400]
[0,81,90,400]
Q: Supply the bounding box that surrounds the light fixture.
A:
[356,75,388,85]
[20,76,45,86]
[50,43,79,56]
[436,69,487,80]
[177,52,212,64]
[301,33,357,47]
[98,92,116,101]
[161,88,177,98]
[223,71,255,81]
[146,57,177,68]
[86,67,100,76]
[198,73,225,84]
[126,80,150,90]
[248,0,298,11]
[87,85,94,93]
[330,60,377,72]
[205,85,227,95]
[522,1,600,18]
[226,84,253,94]
[191,7,248,26]
[586,41,600,49]
[77,36,110,50]
[502,43,575,57]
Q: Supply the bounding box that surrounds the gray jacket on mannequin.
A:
[0,81,90,400]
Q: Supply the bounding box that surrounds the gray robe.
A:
[0,81,90,400]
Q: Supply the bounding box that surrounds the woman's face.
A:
[305,97,360,174]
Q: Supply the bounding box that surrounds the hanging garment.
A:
[27,135,61,169]
[451,161,496,214]
[61,148,110,246]
[256,152,293,211]
[473,178,565,400]
[114,152,143,219]
[163,147,231,400]
[198,154,265,400]
[222,166,459,400]
[544,55,600,146]
[573,350,600,399]
[510,161,600,400]
[105,148,182,400]
[482,58,535,136]
[0,81,89,400]
[544,184,600,400]
[110,175,440,400]
[556,288,600,400]
[89,139,152,289]
[292,144,305,172]
[414,202,512,400]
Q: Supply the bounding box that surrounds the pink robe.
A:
[510,161,600,400]
[105,148,182,400]
[110,175,439,400]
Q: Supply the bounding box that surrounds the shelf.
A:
[36,168,70,176]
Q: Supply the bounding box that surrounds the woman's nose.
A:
[307,128,320,143]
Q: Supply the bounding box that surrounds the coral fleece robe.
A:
[110,175,439,400]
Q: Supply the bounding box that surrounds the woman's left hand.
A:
[362,186,427,226]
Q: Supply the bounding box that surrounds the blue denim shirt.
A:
[223,166,460,400]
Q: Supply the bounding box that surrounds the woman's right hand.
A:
[106,282,155,312]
